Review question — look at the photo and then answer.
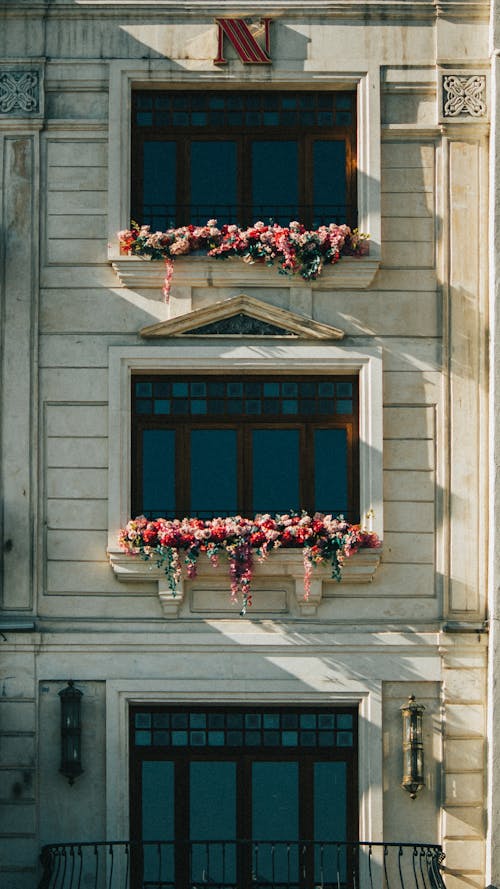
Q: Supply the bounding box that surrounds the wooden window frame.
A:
[131,374,360,522]
[129,704,359,889]
[131,89,357,229]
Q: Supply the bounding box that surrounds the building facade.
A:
[0,1,496,888]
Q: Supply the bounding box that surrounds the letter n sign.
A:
[214,18,272,65]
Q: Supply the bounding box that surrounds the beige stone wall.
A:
[0,3,492,887]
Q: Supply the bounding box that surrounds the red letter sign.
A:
[215,18,271,65]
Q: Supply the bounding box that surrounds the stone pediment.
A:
[140,294,344,340]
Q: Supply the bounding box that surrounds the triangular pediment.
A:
[140,295,344,340]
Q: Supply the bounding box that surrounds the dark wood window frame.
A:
[131,374,360,521]
[129,704,359,889]
[131,89,357,229]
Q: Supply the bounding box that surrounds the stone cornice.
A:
[0,1,489,22]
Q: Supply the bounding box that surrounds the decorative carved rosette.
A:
[442,74,487,119]
[0,71,39,114]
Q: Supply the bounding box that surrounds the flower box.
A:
[111,255,380,292]
[108,546,381,618]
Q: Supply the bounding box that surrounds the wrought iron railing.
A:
[38,840,446,889]
[141,204,356,231]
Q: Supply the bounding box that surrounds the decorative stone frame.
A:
[105,676,384,868]
[107,341,383,614]
[106,59,382,264]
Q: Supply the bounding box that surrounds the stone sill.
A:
[111,256,380,292]
[108,548,382,618]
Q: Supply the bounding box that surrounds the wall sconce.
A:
[400,694,425,799]
[58,680,83,785]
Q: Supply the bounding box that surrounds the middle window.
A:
[131,375,359,522]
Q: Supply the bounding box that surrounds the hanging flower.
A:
[118,512,380,610]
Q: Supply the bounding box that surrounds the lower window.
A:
[131,375,359,521]
[129,705,358,889]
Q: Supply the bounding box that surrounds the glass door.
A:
[130,706,357,889]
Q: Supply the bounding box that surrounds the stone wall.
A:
[0,3,492,887]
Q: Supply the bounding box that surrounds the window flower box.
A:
[114,221,379,299]
[109,513,381,618]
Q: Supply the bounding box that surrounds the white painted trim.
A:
[107,341,384,548]
[107,61,381,260]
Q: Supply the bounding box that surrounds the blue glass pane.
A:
[252,141,298,221]
[136,382,152,397]
[191,400,207,415]
[337,399,353,414]
[190,762,236,885]
[143,142,176,227]
[142,761,175,882]
[336,382,353,397]
[314,429,348,515]
[172,731,188,745]
[154,382,170,397]
[191,141,237,222]
[154,399,170,414]
[314,762,347,882]
[263,383,280,396]
[142,430,175,516]
[313,141,347,224]
[252,763,299,882]
[189,762,237,815]
[252,430,299,514]
[190,430,237,516]
[135,730,151,746]
[191,382,206,397]
[172,382,188,397]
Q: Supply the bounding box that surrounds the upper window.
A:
[131,90,357,230]
[132,375,359,522]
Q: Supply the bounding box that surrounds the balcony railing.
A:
[38,840,446,889]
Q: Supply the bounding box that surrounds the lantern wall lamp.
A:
[400,694,425,799]
[58,680,83,785]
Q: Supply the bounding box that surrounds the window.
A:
[130,705,358,889]
[131,375,359,521]
[131,90,357,229]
